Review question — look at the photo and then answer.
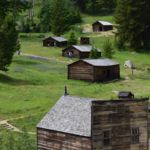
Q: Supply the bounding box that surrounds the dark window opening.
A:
[131,127,139,144]
[103,130,111,147]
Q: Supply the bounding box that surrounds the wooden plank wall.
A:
[37,128,92,150]
[91,100,148,150]
[68,61,94,81]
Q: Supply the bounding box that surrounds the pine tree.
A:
[102,39,114,58]
[68,31,78,46]
[51,0,70,35]
[90,46,101,59]
[0,16,19,71]
[115,0,150,49]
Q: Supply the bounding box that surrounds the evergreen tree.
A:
[90,46,101,59]
[102,39,114,58]
[115,0,150,49]
[39,0,81,34]
[0,16,19,71]
[68,31,78,45]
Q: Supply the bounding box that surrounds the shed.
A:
[37,95,148,150]
[80,37,90,45]
[62,45,101,59]
[68,58,120,82]
[118,91,134,100]
[43,36,68,47]
[92,21,113,32]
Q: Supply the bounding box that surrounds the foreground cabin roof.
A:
[93,21,112,26]
[37,95,94,137]
[69,59,119,67]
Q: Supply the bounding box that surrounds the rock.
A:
[124,60,135,69]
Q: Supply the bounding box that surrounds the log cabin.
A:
[62,45,101,59]
[92,21,113,32]
[37,95,148,150]
[68,59,120,82]
[43,36,68,47]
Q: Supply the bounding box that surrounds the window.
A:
[103,130,111,147]
[131,127,139,144]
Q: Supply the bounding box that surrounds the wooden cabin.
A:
[62,45,101,59]
[92,21,113,32]
[80,37,90,45]
[37,95,148,150]
[43,36,68,47]
[68,59,120,82]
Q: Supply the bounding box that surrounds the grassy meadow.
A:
[0,15,150,147]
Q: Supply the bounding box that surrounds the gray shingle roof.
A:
[73,45,92,52]
[97,21,112,26]
[37,95,94,137]
[83,58,119,66]
[52,36,67,42]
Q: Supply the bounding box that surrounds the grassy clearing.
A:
[0,14,150,148]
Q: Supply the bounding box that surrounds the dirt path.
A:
[21,53,73,64]
[0,116,36,135]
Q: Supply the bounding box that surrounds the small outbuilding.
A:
[37,95,148,150]
[92,21,113,32]
[62,45,101,59]
[80,37,90,45]
[118,91,134,100]
[68,58,120,82]
[43,36,68,47]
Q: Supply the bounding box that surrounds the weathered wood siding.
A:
[92,99,148,150]
[68,61,94,81]
[62,48,90,59]
[37,128,92,150]
[43,38,67,47]
[92,23,113,32]
[63,48,80,58]
[94,65,120,82]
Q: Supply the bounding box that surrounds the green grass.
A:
[1,14,150,148]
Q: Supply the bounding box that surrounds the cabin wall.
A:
[37,128,92,150]
[63,48,80,58]
[92,23,113,32]
[92,23,101,32]
[68,61,94,81]
[94,65,120,82]
[92,100,148,150]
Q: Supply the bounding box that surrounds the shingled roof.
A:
[52,36,67,42]
[83,59,119,67]
[37,95,94,137]
[96,21,112,26]
[73,45,92,52]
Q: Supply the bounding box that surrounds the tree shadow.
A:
[0,74,35,86]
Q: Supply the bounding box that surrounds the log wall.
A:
[37,128,92,150]
[92,99,148,150]
[68,61,94,81]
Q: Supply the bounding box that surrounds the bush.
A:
[68,31,78,46]
[102,39,114,58]
[90,46,101,59]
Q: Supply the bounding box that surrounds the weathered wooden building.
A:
[37,95,148,150]
[92,21,113,32]
[68,59,120,82]
[80,37,90,45]
[62,45,101,59]
[43,36,68,47]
